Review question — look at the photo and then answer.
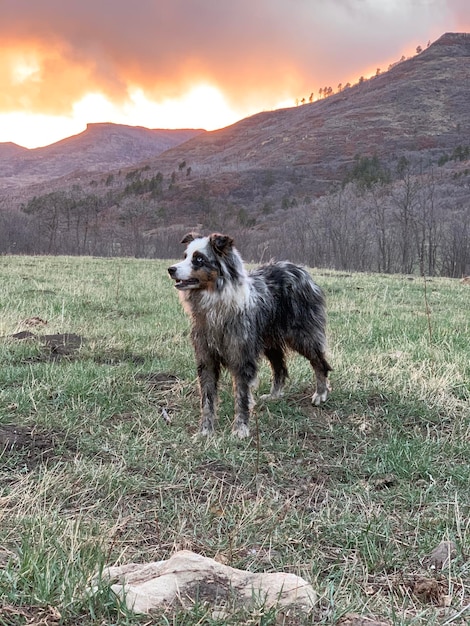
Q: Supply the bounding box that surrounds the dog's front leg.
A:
[197,359,220,435]
[232,364,257,439]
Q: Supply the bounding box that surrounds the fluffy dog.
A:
[168,233,331,437]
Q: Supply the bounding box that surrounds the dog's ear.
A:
[210,233,234,256]
[181,232,200,244]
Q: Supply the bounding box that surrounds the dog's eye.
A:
[193,255,204,266]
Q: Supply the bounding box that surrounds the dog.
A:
[168,233,331,438]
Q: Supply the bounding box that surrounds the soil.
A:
[6,331,84,360]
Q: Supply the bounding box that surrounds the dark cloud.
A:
[0,0,468,116]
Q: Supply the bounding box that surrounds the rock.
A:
[97,550,316,615]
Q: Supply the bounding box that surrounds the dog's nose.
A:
[168,266,177,278]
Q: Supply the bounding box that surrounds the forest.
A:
[0,152,469,278]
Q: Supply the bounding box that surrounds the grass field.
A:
[0,255,469,625]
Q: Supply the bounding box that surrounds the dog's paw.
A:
[232,422,250,439]
[199,424,215,436]
[259,389,284,401]
[311,390,328,406]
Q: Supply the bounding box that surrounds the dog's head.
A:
[168,232,235,291]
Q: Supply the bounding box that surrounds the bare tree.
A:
[391,168,420,273]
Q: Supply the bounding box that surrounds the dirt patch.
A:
[8,331,36,341]
[197,459,237,484]
[6,331,85,360]
[366,572,466,609]
[0,548,17,569]
[20,316,48,327]
[0,423,76,470]
[135,372,187,424]
[41,333,84,355]
[0,424,55,451]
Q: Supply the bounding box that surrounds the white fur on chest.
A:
[201,279,252,314]
[185,279,257,358]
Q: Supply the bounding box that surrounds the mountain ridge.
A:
[1,32,469,199]
[0,124,205,190]
[139,31,470,176]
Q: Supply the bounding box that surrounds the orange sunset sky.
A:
[1,0,469,149]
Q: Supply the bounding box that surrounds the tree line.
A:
[260,156,469,278]
[296,41,430,107]
[0,153,468,278]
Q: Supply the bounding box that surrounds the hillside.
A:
[140,32,469,184]
[2,34,469,198]
[2,33,469,200]
[0,124,204,190]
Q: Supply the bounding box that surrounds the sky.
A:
[1,0,469,149]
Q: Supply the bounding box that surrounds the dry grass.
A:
[0,256,469,625]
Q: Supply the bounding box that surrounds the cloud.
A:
[0,0,469,119]
[447,0,470,28]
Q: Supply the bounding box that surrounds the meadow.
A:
[0,255,468,625]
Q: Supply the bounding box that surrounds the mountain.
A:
[140,32,469,185]
[2,33,469,201]
[0,142,29,158]
[0,124,204,190]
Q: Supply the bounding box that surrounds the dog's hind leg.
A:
[197,359,220,435]
[288,337,331,405]
[263,347,288,399]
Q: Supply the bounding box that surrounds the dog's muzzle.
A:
[168,266,200,290]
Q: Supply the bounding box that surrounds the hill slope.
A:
[2,33,469,201]
[144,32,469,178]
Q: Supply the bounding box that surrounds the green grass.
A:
[0,256,469,625]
